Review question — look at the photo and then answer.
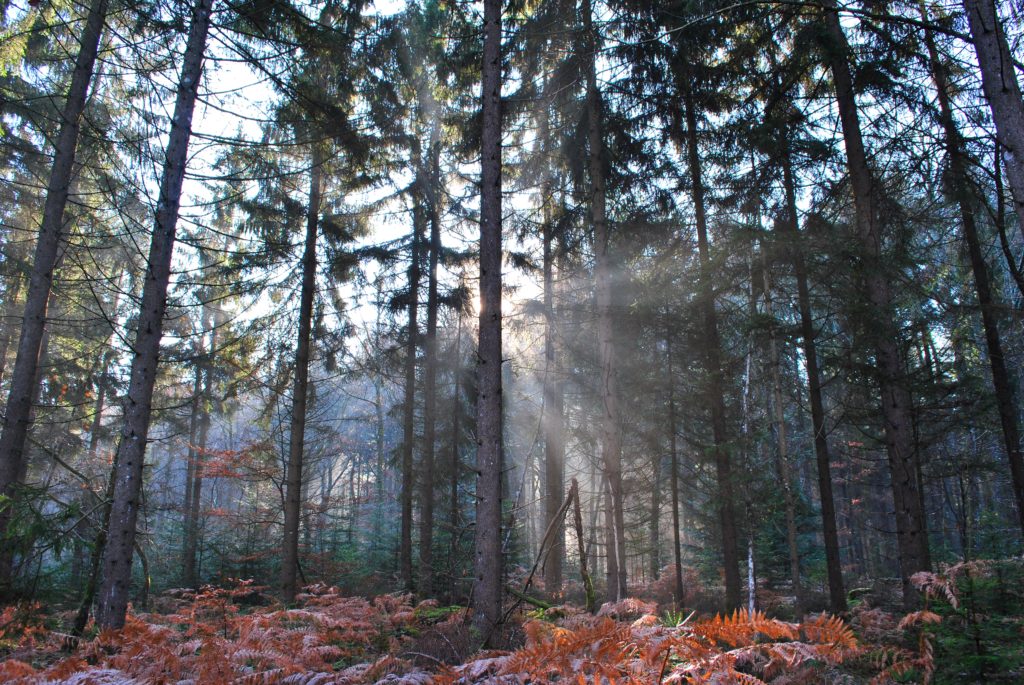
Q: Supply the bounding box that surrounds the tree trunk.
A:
[281,147,323,604]
[778,139,846,612]
[181,363,202,586]
[761,253,803,615]
[540,97,565,600]
[922,9,1024,537]
[399,166,422,593]
[682,84,742,611]
[472,0,504,641]
[822,4,930,608]
[666,332,685,608]
[419,140,442,596]
[0,0,109,586]
[584,0,627,603]
[183,305,216,588]
[963,0,1024,225]
[94,0,214,629]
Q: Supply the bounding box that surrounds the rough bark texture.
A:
[0,0,109,591]
[779,145,847,612]
[822,5,930,608]
[584,0,627,603]
[923,12,1024,536]
[281,148,323,604]
[95,0,213,629]
[963,0,1024,224]
[472,0,503,642]
[683,87,742,611]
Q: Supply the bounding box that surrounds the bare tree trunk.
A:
[181,364,202,585]
[0,0,109,589]
[583,0,626,603]
[95,0,214,629]
[281,147,323,603]
[472,0,503,641]
[922,8,1024,537]
[447,296,464,599]
[963,0,1024,224]
[822,4,930,608]
[682,83,742,611]
[778,141,846,612]
[419,141,442,596]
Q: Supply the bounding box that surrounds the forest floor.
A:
[0,560,1022,684]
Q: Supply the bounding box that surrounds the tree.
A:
[95,0,216,628]
[0,0,110,593]
[472,0,504,642]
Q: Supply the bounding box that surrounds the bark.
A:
[922,9,1024,536]
[584,0,627,603]
[778,142,846,612]
[95,0,214,629]
[281,147,323,604]
[472,0,503,641]
[0,0,109,575]
[963,0,1024,224]
[682,84,742,611]
[419,141,442,595]
[448,299,464,598]
[822,4,930,607]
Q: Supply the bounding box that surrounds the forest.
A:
[1,0,1024,681]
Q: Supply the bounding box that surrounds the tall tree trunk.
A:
[682,84,742,611]
[761,253,803,615]
[281,147,323,604]
[584,0,627,603]
[0,0,109,589]
[666,332,685,608]
[778,140,846,612]
[822,4,930,607]
[540,95,565,600]
[183,307,217,588]
[419,141,442,596]
[472,0,503,641]
[95,0,214,629]
[922,9,1024,536]
[963,0,1024,224]
[399,171,423,593]
[181,363,202,585]
[447,296,464,599]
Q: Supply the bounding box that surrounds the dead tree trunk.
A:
[95,0,214,629]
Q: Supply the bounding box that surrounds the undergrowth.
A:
[0,562,1021,684]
